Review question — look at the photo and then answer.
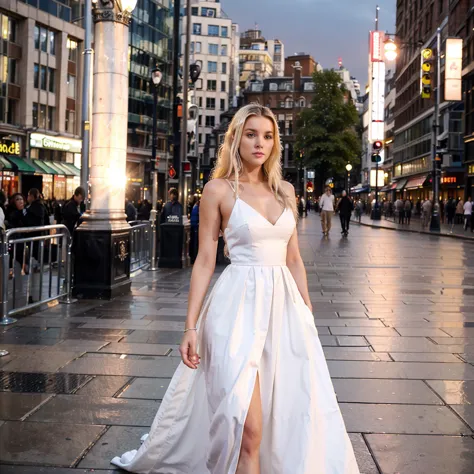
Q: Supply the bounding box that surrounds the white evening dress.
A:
[111,187,360,474]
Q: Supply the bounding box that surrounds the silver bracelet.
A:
[184,328,197,333]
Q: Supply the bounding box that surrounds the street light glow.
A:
[117,0,138,13]
[384,39,398,61]
[151,67,163,86]
[346,163,353,172]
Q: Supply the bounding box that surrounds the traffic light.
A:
[421,48,434,99]
[372,140,383,153]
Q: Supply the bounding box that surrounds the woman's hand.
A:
[179,330,200,369]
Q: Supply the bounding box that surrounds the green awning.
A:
[32,160,59,175]
[0,155,14,170]
[23,158,47,174]
[5,156,37,173]
[44,161,71,176]
[60,163,81,176]
[53,162,75,176]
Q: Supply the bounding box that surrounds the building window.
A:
[208,25,219,36]
[269,83,278,91]
[221,62,227,74]
[221,44,228,56]
[193,23,202,35]
[198,114,202,125]
[206,98,215,109]
[48,68,55,93]
[201,7,216,17]
[47,106,55,130]
[195,78,203,90]
[65,110,75,133]
[191,41,202,53]
[8,59,17,84]
[221,81,226,92]
[209,43,218,55]
[40,27,47,52]
[207,80,216,91]
[67,38,78,62]
[208,61,217,73]
[34,25,40,49]
[198,133,202,144]
[32,103,38,127]
[191,7,199,15]
[67,74,76,98]
[49,31,56,55]
[40,65,47,90]
[221,26,228,37]
[34,64,39,89]
[198,97,202,107]
[205,115,215,127]
[220,98,225,111]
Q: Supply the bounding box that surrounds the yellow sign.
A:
[0,140,20,155]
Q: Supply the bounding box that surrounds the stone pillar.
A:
[73,1,134,298]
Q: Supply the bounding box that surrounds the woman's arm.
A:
[283,182,312,312]
[180,180,223,369]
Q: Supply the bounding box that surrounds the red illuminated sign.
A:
[370,31,385,62]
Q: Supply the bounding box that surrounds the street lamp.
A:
[384,39,398,61]
[149,66,162,271]
[345,163,352,192]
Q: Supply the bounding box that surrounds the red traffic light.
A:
[168,165,176,179]
[372,140,383,152]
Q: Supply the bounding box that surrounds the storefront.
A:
[126,161,143,204]
[0,138,21,195]
[439,171,464,201]
[29,133,81,200]
[404,174,429,202]
[467,163,474,200]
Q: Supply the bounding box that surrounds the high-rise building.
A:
[238,29,285,89]
[0,0,85,199]
[127,0,173,202]
[393,0,464,203]
[182,0,239,168]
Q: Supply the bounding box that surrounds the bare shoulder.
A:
[202,178,229,200]
[280,180,295,197]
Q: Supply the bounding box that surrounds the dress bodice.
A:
[224,197,296,266]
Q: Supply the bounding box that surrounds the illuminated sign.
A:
[445,38,463,101]
[441,176,457,184]
[368,31,385,143]
[370,169,385,187]
[370,31,384,62]
[0,140,20,155]
[30,133,82,153]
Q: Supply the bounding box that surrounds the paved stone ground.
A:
[1,213,474,473]
[354,213,474,241]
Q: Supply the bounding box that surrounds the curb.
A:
[352,219,474,242]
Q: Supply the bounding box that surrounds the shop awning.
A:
[43,161,74,176]
[352,186,370,194]
[4,156,37,173]
[60,163,81,176]
[380,184,393,192]
[31,160,59,175]
[405,174,428,190]
[0,155,15,171]
[395,179,407,191]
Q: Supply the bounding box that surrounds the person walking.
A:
[395,197,404,224]
[404,199,412,225]
[422,199,432,228]
[125,198,137,222]
[456,198,464,224]
[464,196,472,231]
[62,187,85,236]
[112,104,360,474]
[337,191,353,236]
[320,186,335,236]
[445,196,456,232]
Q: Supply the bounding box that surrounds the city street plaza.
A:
[1,214,474,474]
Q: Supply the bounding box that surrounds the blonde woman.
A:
[112,104,359,474]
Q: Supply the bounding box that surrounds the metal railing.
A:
[0,224,74,326]
[129,220,152,273]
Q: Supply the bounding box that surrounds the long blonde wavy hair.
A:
[212,103,296,216]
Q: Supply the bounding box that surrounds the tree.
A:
[295,69,361,191]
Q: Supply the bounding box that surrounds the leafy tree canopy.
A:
[295,69,361,187]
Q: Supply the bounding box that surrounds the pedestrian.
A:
[463,196,472,231]
[62,187,86,235]
[138,199,152,221]
[297,195,304,217]
[111,103,359,474]
[5,193,28,272]
[337,190,353,236]
[125,198,137,222]
[422,199,432,227]
[189,197,200,264]
[404,199,412,225]
[456,198,464,224]
[160,187,183,223]
[0,190,6,230]
[319,186,335,236]
[445,196,456,226]
[395,198,404,224]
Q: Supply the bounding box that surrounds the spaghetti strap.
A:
[225,179,239,199]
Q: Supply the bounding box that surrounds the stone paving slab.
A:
[365,434,474,474]
[341,403,472,435]
[75,376,132,398]
[0,421,106,466]
[116,377,171,400]
[29,395,159,427]
[333,379,443,405]
[0,392,52,420]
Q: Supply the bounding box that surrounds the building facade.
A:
[243,55,317,186]
[0,0,84,200]
[127,0,173,203]
[182,0,238,171]
[392,0,464,203]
